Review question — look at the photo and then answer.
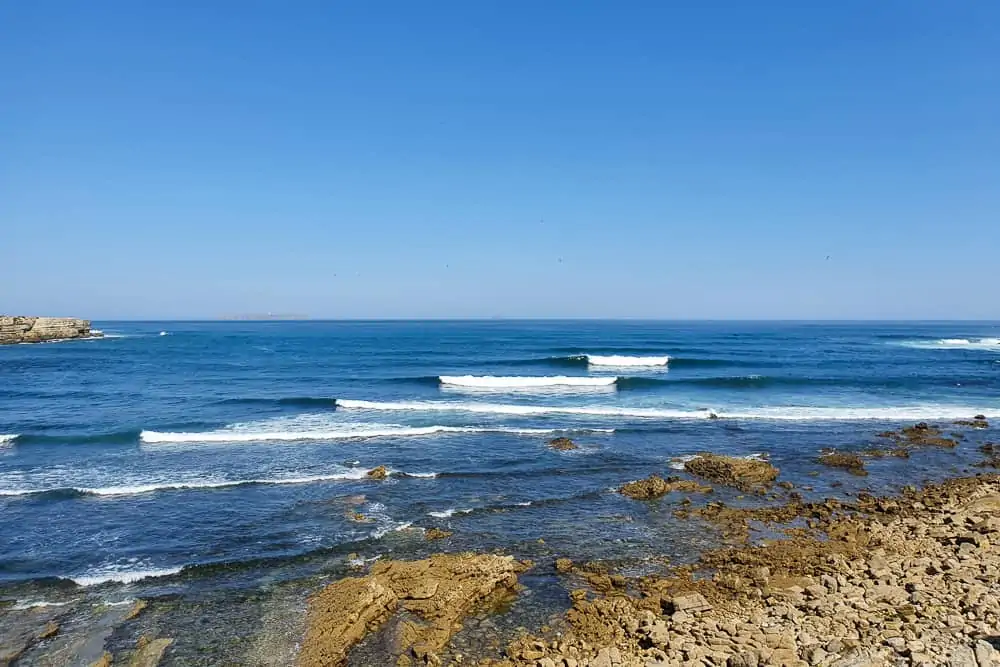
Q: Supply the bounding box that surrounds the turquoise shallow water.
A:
[1,320,998,593]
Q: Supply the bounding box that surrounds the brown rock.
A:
[129,637,173,667]
[366,465,389,480]
[818,451,868,476]
[300,553,525,666]
[124,599,148,621]
[0,316,99,345]
[548,437,578,451]
[90,653,114,667]
[555,558,574,573]
[619,474,712,499]
[38,621,59,639]
[685,454,779,492]
[424,528,452,540]
[670,592,712,614]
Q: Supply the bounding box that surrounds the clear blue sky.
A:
[2,1,997,319]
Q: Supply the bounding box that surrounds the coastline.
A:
[1,421,999,666]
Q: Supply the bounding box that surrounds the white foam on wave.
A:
[141,425,469,443]
[11,600,71,610]
[428,508,472,518]
[337,399,998,422]
[722,406,1000,421]
[0,434,17,445]
[141,416,610,444]
[68,566,183,587]
[585,355,670,367]
[337,398,700,419]
[901,337,1000,351]
[440,375,618,388]
[0,469,372,498]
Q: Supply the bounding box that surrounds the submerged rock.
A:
[878,423,957,448]
[424,528,452,540]
[130,636,173,667]
[547,437,578,451]
[955,416,990,429]
[619,474,712,500]
[684,454,779,492]
[818,451,868,476]
[301,553,527,666]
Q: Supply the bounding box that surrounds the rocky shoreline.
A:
[482,473,1000,667]
[0,316,100,345]
[296,433,1000,667]
[2,424,998,666]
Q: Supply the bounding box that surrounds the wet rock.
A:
[129,637,173,667]
[685,454,779,492]
[123,600,147,621]
[554,558,574,573]
[818,451,868,476]
[301,553,526,666]
[547,437,578,451]
[955,416,990,429]
[424,528,452,541]
[90,653,113,667]
[892,423,958,447]
[39,621,60,640]
[366,465,389,480]
[619,475,712,500]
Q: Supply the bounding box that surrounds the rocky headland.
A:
[0,316,100,344]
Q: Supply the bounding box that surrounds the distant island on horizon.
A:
[217,313,310,321]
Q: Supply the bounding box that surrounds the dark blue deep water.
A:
[1,321,998,596]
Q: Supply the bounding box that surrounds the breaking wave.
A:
[0,434,17,445]
[584,355,670,367]
[336,399,998,422]
[901,338,1000,351]
[337,399,708,419]
[66,566,184,587]
[140,422,603,444]
[0,469,376,498]
[439,375,618,389]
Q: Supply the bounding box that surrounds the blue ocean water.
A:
[1,321,998,594]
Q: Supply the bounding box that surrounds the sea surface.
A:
[1,320,998,609]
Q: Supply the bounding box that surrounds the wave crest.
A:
[902,338,1000,351]
[439,375,617,388]
[585,354,670,367]
[67,566,184,587]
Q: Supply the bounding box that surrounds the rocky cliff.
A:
[0,316,100,344]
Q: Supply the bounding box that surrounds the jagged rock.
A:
[366,466,389,480]
[670,592,712,614]
[124,599,148,621]
[619,474,712,500]
[0,316,99,344]
[685,454,779,492]
[424,528,452,540]
[548,437,578,451]
[555,558,574,573]
[130,637,173,667]
[301,553,526,666]
[818,451,868,476]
